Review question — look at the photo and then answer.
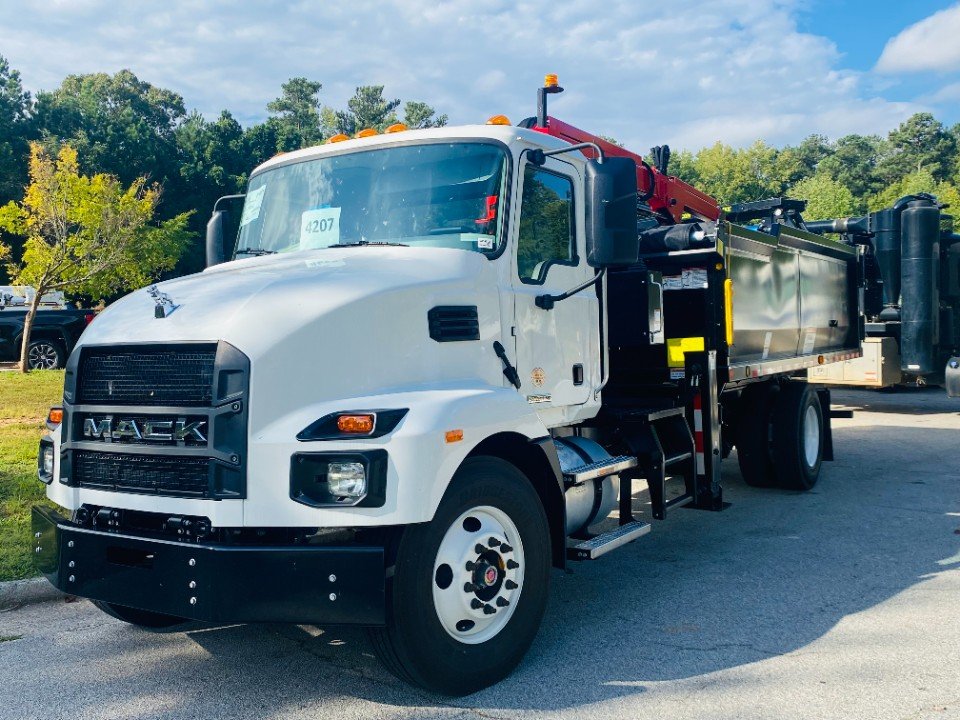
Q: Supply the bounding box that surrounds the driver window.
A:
[517,166,576,283]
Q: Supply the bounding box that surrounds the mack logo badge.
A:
[82,417,207,443]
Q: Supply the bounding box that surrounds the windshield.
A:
[234,142,509,258]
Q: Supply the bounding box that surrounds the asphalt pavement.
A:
[2,387,959,720]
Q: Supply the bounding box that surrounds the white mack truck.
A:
[32,78,862,695]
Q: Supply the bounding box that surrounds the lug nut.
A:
[483,604,496,615]
[189,597,197,605]
[463,583,476,593]
[496,597,510,608]
[470,599,483,609]
[474,544,486,554]
[505,579,518,590]
[464,561,475,571]
[500,544,513,553]
[507,559,519,570]
[487,537,501,547]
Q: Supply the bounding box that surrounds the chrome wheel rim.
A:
[803,404,820,468]
[28,343,58,370]
[432,505,524,645]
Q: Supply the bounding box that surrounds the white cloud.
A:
[0,0,922,151]
[876,3,960,74]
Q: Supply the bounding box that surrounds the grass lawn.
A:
[0,370,64,581]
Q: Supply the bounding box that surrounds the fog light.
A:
[327,462,366,498]
[38,443,54,483]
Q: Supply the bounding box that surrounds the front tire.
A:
[368,456,551,695]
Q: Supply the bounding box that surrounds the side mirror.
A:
[206,194,246,268]
[584,157,639,267]
[206,210,227,268]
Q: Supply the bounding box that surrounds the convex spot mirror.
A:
[584,157,639,267]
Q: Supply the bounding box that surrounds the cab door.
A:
[511,156,599,419]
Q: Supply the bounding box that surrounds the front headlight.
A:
[38,438,54,484]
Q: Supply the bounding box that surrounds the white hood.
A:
[78,247,505,430]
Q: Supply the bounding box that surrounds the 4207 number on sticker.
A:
[300,207,341,249]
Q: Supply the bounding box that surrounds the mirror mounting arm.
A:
[214,194,245,211]
[528,143,604,168]
[535,269,606,310]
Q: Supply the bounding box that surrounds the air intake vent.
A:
[428,306,480,342]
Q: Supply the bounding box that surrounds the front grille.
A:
[77,345,217,406]
[73,450,211,497]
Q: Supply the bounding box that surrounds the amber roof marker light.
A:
[537,73,564,128]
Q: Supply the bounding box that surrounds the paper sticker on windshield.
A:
[240,185,266,227]
[300,207,341,249]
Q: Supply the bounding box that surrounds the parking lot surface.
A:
[1,388,959,720]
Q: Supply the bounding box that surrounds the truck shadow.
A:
[51,425,959,717]
[830,386,959,416]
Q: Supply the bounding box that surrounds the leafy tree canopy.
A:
[0,143,190,369]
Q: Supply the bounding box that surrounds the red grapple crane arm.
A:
[535,116,720,224]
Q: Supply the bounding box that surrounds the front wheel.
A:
[368,456,551,695]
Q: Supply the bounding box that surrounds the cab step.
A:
[563,455,638,485]
[567,520,651,561]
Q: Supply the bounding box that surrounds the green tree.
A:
[817,134,886,207]
[332,85,401,135]
[174,110,249,274]
[266,77,324,150]
[33,70,186,186]
[402,101,447,129]
[868,167,960,213]
[879,113,957,182]
[0,143,191,371]
[689,141,781,205]
[790,173,855,220]
[0,55,33,205]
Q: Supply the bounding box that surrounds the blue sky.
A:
[1,0,958,152]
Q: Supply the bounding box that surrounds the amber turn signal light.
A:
[337,414,375,434]
[47,407,63,425]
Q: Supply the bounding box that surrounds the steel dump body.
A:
[721,222,861,380]
[608,220,861,391]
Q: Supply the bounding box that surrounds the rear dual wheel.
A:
[369,457,550,696]
[736,381,823,491]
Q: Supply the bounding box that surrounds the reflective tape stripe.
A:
[693,392,706,476]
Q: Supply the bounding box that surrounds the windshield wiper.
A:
[235,247,277,256]
[335,241,408,247]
